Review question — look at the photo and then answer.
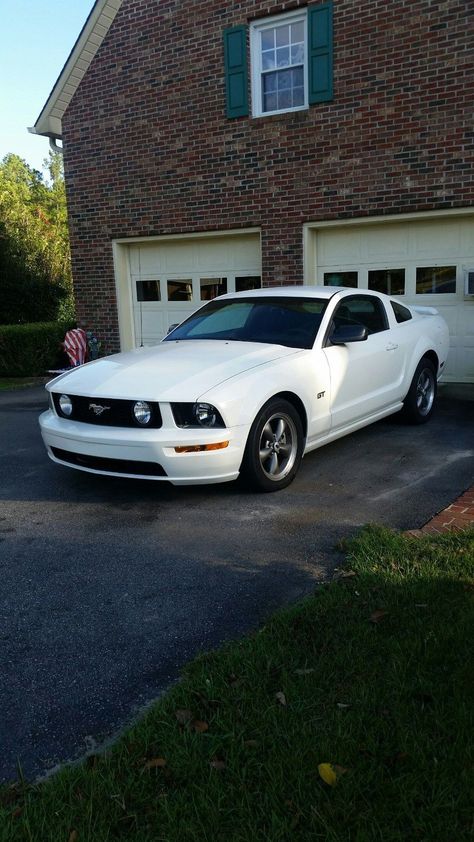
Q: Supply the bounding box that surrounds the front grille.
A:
[52,394,162,428]
[51,447,167,477]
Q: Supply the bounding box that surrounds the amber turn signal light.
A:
[174,441,229,454]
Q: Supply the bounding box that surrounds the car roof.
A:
[221,285,373,301]
[221,285,336,300]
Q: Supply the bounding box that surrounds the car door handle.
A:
[386,343,399,351]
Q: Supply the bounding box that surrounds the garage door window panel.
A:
[324,271,358,288]
[136,280,161,301]
[368,269,405,296]
[416,266,456,294]
[167,279,193,302]
[200,278,227,301]
[235,276,261,292]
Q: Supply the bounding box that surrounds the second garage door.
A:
[310,214,474,382]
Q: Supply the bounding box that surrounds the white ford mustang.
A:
[40,286,449,491]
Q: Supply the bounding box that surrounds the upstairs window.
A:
[223,2,333,119]
[250,12,307,116]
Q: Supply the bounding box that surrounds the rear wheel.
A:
[402,357,437,424]
[241,398,304,492]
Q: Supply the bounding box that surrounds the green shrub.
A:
[0,321,74,376]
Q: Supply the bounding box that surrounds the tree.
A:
[0,152,74,324]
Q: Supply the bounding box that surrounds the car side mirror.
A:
[331,324,368,345]
[167,323,179,334]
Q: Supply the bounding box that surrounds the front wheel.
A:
[241,398,304,492]
[402,357,437,424]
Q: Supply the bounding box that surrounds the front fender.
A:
[198,350,330,436]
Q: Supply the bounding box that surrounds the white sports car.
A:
[40,286,449,491]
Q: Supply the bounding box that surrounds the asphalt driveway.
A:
[0,383,473,783]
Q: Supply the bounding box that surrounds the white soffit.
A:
[29,0,123,139]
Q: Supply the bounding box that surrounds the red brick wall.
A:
[62,0,474,351]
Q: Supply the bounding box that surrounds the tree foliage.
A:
[0,152,74,324]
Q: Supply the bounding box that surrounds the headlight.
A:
[193,403,220,427]
[59,394,73,416]
[171,402,225,428]
[133,400,152,425]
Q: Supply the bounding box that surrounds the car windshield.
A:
[164,297,328,349]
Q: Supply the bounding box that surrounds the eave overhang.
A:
[28,0,123,140]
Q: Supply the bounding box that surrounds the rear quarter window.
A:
[391,301,412,323]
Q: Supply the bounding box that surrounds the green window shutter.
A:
[308,2,334,104]
[223,26,249,118]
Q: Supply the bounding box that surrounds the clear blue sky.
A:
[0,0,96,176]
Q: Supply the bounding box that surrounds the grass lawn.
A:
[0,378,47,391]
[1,526,473,841]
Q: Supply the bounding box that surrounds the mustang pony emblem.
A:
[89,403,111,416]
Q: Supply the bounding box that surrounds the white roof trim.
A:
[29,0,123,139]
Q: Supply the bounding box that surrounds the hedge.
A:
[0,321,75,377]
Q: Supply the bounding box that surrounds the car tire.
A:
[241,398,304,492]
[402,356,437,424]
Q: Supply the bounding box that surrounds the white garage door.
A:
[128,233,261,345]
[312,215,474,382]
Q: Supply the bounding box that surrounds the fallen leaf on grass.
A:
[191,719,209,733]
[369,609,388,624]
[68,832,78,842]
[11,807,22,819]
[318,763,348,787]
[294,668,315,676]
[144,758,167,770]
[275,691,287,706]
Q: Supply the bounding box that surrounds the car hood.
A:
[47,340,303,402]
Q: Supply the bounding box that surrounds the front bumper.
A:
[39,408,248,485]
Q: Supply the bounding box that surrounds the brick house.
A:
[31,0,474,381]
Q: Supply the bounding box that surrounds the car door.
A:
[323,294,404,431]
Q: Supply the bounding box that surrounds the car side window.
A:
[332,295,388,335]
[391,301,412,323]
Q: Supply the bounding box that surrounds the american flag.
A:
[63,328,87,367]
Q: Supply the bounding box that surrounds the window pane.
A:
[200,277,227,300]
[324,272,358,288]
[291,43,304,64]
[167,279,193,302]
[261,29,274,50]
[275,25,289,47]
[416,266,456,294]
[291,67,304,86]
[263,72,277,93]
[235,276,261,292]
[276,46,290,68]
[292,87,304,106]
[263,90,278,112]
[291,21,304,42]
[277,69,292,90]
[262,50,275,71]
[136,280,160,302]
[368,269,405,296]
